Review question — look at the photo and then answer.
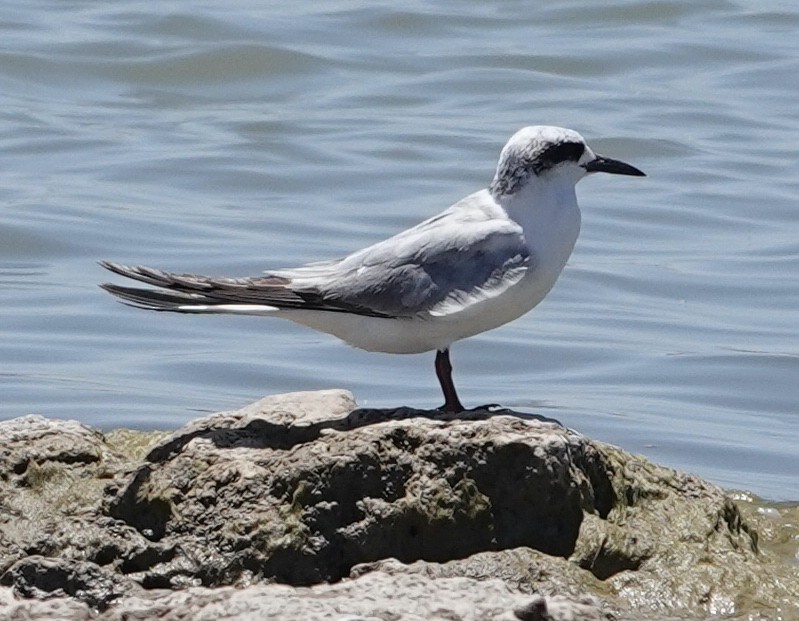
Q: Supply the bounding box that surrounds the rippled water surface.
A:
[1,1,797,500]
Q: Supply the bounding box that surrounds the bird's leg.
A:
[435,348,464,413]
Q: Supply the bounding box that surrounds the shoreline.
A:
[1,390,796,620]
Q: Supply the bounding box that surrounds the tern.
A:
[100,125,645,412]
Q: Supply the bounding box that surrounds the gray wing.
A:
[275,194,532,318]
[100,191,532,319]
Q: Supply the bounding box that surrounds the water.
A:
[1,0,797,500]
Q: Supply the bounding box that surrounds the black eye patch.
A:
[489,139,587,198]
[532,141,585,174]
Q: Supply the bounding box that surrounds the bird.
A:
[100,125,645,413]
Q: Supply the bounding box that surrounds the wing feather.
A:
[275,191,532,317]
[100,190,532,320]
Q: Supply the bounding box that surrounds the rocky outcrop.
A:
[0,571,612,621]
[0,390,796,620]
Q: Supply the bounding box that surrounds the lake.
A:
[1,0,797,500]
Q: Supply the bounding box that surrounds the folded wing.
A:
[100,192,532,320]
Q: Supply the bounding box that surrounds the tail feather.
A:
[98,260,389,318]
[98,283,213,312]
[98,260,290,292]
[99,260,303,309]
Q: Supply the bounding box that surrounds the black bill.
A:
[583,155,646,177]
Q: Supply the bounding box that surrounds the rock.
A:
[0,585,92,620]
[0,572,613,621]
[350,548,615,601]
[104,390,616,586]
[0,556,138,611]
[0,390,796,620]
[0,415,112,478]
[0,415,173,594]
[513,594,610,621]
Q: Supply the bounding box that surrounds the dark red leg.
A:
[435,348,464,413]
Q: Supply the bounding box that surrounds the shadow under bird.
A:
[100,125,645,413]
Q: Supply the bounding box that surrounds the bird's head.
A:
[489,125,645,200]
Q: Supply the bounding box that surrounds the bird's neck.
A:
[500,178,579,231]
[498,178,582,276]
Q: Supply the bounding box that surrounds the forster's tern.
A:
[100,125,645,412]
